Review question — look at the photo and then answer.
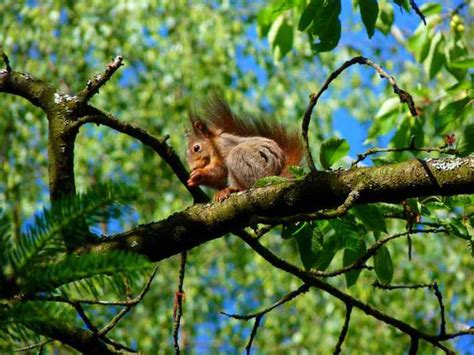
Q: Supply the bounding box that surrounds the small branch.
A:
[245,315,262,355]
[333,304,352,355]
[372,281,434,290]
[409,336,419,355]
[72,302,98,333]
[301,56,417,171]
[14,340,53,352]
[438,327,474,341]
[173,252,187,355]
[97,265,159,337]
[258,188,361,225]
[78,56,123,103]
[221,283,310,321]
[351,137,457,167]
[236,231,462,353]
[28,295,143,306]
[432,282,446,336]
[410,0,426,25]
[221,283,310,354]
[72,111,208,203]
[0,46,12,73]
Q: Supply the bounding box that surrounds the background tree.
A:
[0,0,473,353]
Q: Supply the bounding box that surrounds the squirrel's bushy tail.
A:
[202,94,304,172]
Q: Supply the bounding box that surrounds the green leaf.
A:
[407,26,431,62]
[310,0,341,52]
[449,58,474,69]
[420,2,442,16]
[436,97,471,134]
[319,137,350,169]
[376,1,394,35]
[254,175,288,187]
[343,239,366,287]
[458,123,474,156]
[366,97,400,142]
[374,245,394,284]
[352,204,388,233]
[392,0,410,11]
[257,0,301,37]
[269,20,294,61]
[20,251,150,293]
[295,222,319,269]
[298,0,317,31]
[10,183,138,274]
[281,222,304,239]
[449,219,471,241]
[359,0,379,38]
[424,32,445,79]
[445,38,468,80]
[288,165,306,179]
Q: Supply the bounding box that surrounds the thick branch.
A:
[25,321,116,354]
[78,156,474,262]
[0,70,56,110]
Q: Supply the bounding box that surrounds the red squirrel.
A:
[186,95,303,201]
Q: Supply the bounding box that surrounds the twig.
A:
[407,234,413,261]
[173,252,187,355]
[97,265,159,337]
[101,337,138,353]
[372,281,434,290]
[409,0,426,25]
[77,55,123,102]
[72,302,98,333]
[258,188,361,225]
[351,137,457,167]
[333,304,352,355]
[28,295,145,306]
[221,283,310,320]
[432,282,446,336]
[409,336,419,355]
[301,56,417,171]
[14,340,53,352]
[221,284,310,354]
[309,228,445,278]
[71,111,209,203]
[0,46,12,73]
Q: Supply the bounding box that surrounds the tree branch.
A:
[351,135,458,167]
[222,283,310,354]
[72,110,208,203]
[301,56,417,171]
[77,55,123,103]
[236,231,462,352]
[77,156,474,262]
[173,252,187,354]
[334,304,352,354]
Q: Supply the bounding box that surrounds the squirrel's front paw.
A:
[187,169,205,187]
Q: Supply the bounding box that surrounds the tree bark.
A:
[78,156,474,261]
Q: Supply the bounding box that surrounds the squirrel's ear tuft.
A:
[193,120,211,138]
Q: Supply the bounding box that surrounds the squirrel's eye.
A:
[193,144,201,153]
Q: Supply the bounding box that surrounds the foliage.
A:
[0,184,149,350]
[0,0,473,353]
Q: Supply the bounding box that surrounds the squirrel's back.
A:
[202,94,304,169]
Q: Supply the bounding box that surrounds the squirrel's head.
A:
[185,115,216,171]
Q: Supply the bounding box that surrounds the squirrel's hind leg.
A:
[214,187,242,202]
[227,140,285,189]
